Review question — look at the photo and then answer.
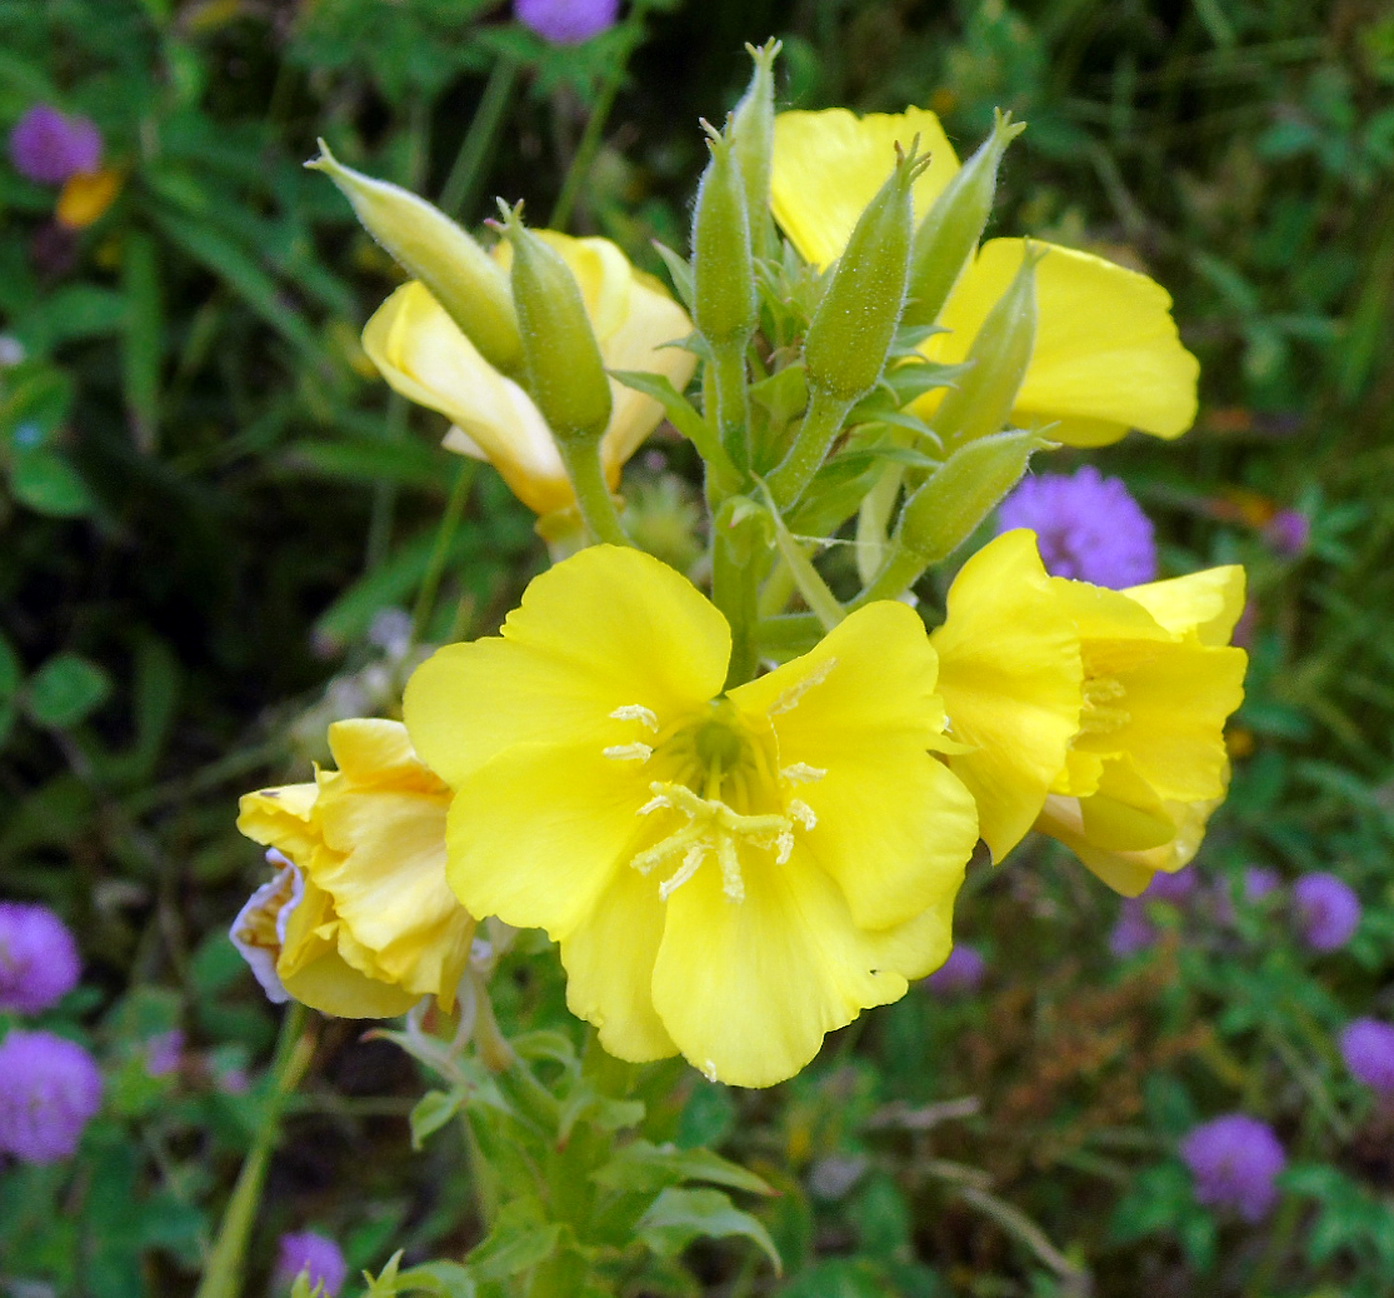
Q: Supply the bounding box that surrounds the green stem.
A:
[440,55,520,219]
[849,538,930,609]
[758,481,843,631]
[711,338,752,471]
[367,395,408,571]
[767,386,853,512]
[559,435,631,546]
[194,1003,313,1298]
[855,459,906,585]
[712,507,762,687]
[411,459,478,646]
[548,11,645,230]
[755,614,822,659]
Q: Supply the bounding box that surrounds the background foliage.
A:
[3,0,1394,1293]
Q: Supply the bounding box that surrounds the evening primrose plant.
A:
[222,41,1246,1293]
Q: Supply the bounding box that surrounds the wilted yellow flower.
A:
[362,232,696,515]
[932,529,1084,862]
[403,545,978,1088]
[56,167,123,230]
[771,107,1198,445]
[233,718,474,1017]
[1040,558,1246,894]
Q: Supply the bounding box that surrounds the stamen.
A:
[789,799,818,830]
[610,704,660,732]
[603,742,653,762]
[659,843,708,900]
[769,657,838,715]
[1080,676,1130,735]
[781,762,827,784]
[718,837,746,901]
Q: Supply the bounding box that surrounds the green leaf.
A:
[0,632,21,699]
[285,438,452,492]
[12,285,127,355]
[410,1089,465,1150]
[9,447,96,517]
[122,230,164,448]
[24,652,112,728]
[650,240,695,311]
[463,1200,564,1283]
[391,1261,478,1297]
[1,361,74,452]
[592,1140,774,1197]
[637,1187,781,1273]
[608,368,737,485]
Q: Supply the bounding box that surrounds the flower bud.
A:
[903,110,1025,329]
[729,39,781,256]
[692,123,757,348]
[896,429,1046,565]
[500,203,613,441]
[929,242,1042,448]
[307,141,523,376]
[802,144,926,404]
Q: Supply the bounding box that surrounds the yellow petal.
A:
[730,600,977,930]
[916,238,1199,444]
[362,281,573,514]
[932,531,1084,861]
[405,545,730,787]
[771,108,960,270]
[443,740,646,941]
[650,845,913,1088]
[559,860,677,1063]
[237,781,320,862]
[56,168,123,229]
[1124,565,1247,645]
[278,877,418,1018]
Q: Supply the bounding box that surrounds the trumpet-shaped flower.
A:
[1036,557,1246,895]
[363,232,695,515]
[931,529,1084,863]
[771,107,1198,445]
[404,546,978,1088]
[234,719,474,1018]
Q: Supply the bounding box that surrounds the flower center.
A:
[1079,674,1129,735]
[604,698,823,903]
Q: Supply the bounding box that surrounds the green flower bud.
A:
[930,242,1042,449]
[307,140,522,376]
[730,39,781,257]
[802,144,928,404]
[500,204,613,442]
[903,111,1026,330]
[692,122,757,348]
[896,429,1047,565]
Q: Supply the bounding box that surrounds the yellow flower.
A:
[403,546,978,1088]
[56,167,123,230]
[362,232,696,515]
[931,529,1085,863]
[1039,557,1247,894]
[770,108,1198,445]
[233,718,474,1017]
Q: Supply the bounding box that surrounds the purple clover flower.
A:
[515,0,620,44]
[1109,899,1157,957]
[0,901,82,1014]
[1340,1019,1394,1095]
[1180,1113,1286,1222]
[926,943,986,996]
[997,465,1157,589]
[144,1029,185,1078]
[0,1029,103,1163]
[276,1230,350,1297]
[1144,869,1198,905]
[9,105,102,186]
[1243,866,1281,902]
[1263,509,1310,558]
[1292,872,1361,952]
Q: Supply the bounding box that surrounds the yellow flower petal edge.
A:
[233,718,474,1016]
[771,107,960,271]
[931,530,1083,862]
[915,238,1200,444]
[362,231,695,516]
[403,545,978,1086]
[1037,565,1246,893]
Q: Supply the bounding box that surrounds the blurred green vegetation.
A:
[3,0,1394,1294]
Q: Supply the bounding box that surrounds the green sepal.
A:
[691,122,757,348]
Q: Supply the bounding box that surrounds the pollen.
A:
[1079,675,1130,735]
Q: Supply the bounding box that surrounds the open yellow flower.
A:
[931,529,1084,863]
[403,545,978,1088]
[233,718,474,1017]
[1038,559,1247,894]
[363,232,696,515]
[771,107,1198,445]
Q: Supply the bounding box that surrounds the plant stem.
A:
[849,538,930,609]
[560,436,631,546]
[711,339,752,471]
[712,507,762,687]
[440,55,519,219]
[411,459,478,646]
[194,1003,313,1298]
[767,386,852,512]
[548,11,645,230]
